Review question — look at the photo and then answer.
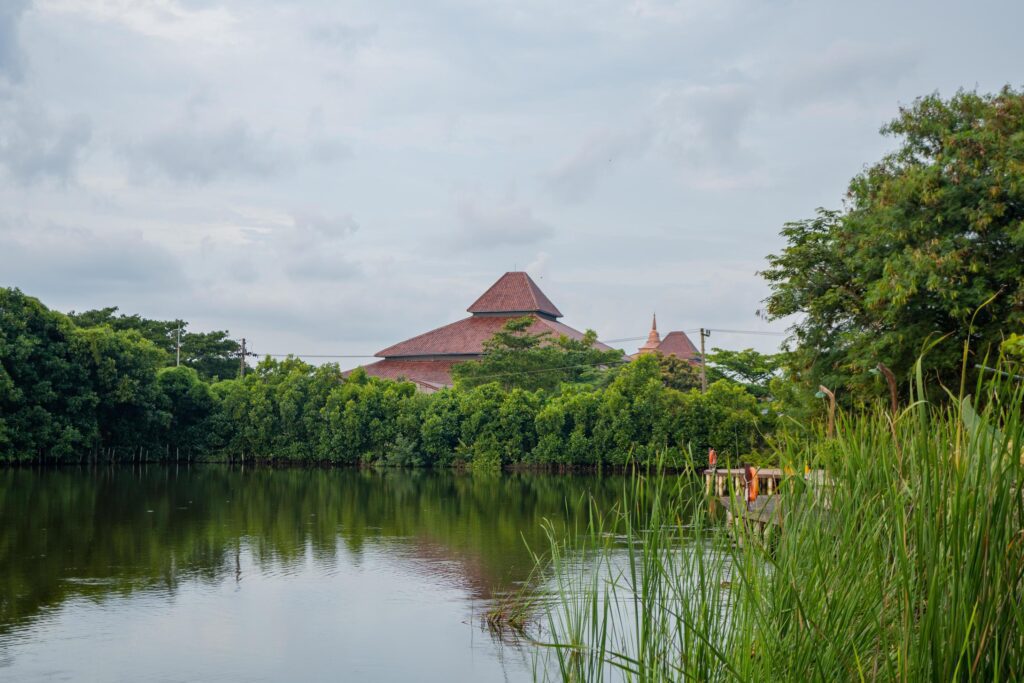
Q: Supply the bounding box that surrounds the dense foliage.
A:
[451,316,624,391]
[68,306,240,380]
[1,288,771,467]
[764,87,1024,398]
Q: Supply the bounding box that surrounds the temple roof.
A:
[355,359,459,392]
[466,272,562,318]
[376,314,609,358]
[658,331,699,361]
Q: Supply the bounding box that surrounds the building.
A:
[633,314,700,363]
[350,272,613,392]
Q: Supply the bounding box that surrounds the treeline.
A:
[0,288,771,467]
[211,356,769,468]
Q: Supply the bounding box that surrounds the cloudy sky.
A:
[2,0,1021,360]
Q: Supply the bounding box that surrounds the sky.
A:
[1,0,1022,361]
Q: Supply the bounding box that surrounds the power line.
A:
[261,353,378,358]
[248,328,786,360]
[709,328,786,336]
[602,328,782,344]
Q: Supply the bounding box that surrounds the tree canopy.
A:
[451,316,625,392]
[763,87,1024,397]
[706,348,781,399]
[1,289,774,466]
[68,307,240,380]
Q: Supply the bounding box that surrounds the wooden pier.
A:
[709,468,832,543]
[717,495,781,543]
[704,468,783,497]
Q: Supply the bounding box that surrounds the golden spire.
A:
[639,313,661,354]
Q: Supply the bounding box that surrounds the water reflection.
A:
[0,466,627,681]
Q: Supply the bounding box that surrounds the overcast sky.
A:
[1,0,1021,360]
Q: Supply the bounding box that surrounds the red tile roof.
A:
[354,358,458,391]
[376,314,610,358]
[657,331,700,361]
[466,272,562,318]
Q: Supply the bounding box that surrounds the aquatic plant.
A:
[537,362,1024,681]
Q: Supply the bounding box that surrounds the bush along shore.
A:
[0,287,773,469]
[535,364,1024,681]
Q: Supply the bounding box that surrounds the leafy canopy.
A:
[451,316,624,392]
[706,347,781,399]
[763,87,1024,396]
[654,352,703,391]
[68,307,241,380]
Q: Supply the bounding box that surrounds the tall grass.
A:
[536,367,1024,681]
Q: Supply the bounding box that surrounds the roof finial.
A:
[639,312,662,353]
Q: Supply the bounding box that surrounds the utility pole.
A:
[175,323,181,367]
[699,328,710,393]
[240,337,247,378]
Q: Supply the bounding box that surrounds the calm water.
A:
[0,466,630,682]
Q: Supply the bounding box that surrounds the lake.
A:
[0,466,633,682]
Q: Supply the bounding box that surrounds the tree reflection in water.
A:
[0,466,627,636]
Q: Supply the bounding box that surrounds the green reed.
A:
[536,364,1024,681]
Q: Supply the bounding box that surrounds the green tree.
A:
[76,325,169,455]
[763,87,1024,398]
[654,353,703,391]
[706,347,781,398]
[0,289,98,461]
[452,316,624,392]
[68,307,240,380]
[157,366,215,457]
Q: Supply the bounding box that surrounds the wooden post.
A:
[699,328,709,393]
[819,385,836,438]
[877,363,898,415]
[240,337,247,378]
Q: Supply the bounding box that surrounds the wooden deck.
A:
[708,468,831,543]
[704,468,783,497]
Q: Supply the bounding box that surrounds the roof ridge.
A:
[466,271,562,317]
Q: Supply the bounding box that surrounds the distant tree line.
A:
[7,87,1021,464]
[0,288,774,467]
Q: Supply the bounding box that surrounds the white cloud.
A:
[0,219,184,298]
[0,100,92,184]
[0,1,30,84]
[308,22,377,54]
[36,0,237,44]
[127,120,280,183]
[656,82,754,165]
[455,197,555,249]
[781,40,918,107]
[547,128,651,203]
[2,0,1021,358]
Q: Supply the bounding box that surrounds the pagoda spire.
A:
[638,312,661,354]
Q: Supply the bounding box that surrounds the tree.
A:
[157,366,215,457]
[654,353,703,391]
[0,289,98,460]
[452,316,624,392]
[706,348,781,398]
[68,307,240,380]
[763,88,1024,397]
[75,325,168,454]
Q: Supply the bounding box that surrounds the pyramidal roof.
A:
[466,272,562,318]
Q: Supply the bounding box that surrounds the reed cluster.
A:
[537,366,1024,681]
